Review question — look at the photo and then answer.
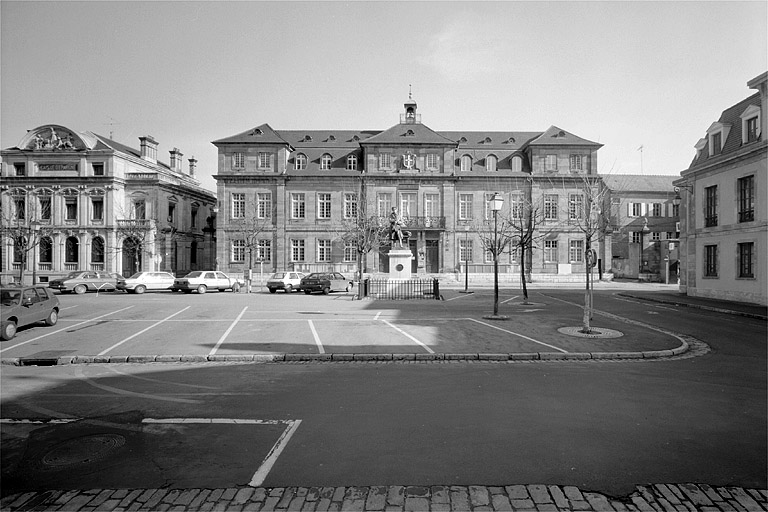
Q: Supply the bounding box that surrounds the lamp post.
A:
[489,193,504,317]
[460,225,472,294]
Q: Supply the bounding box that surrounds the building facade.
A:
[675,72,767,305]
[1,125,217,284]
[212,98,612,284]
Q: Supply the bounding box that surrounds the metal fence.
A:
[362,278,440,300]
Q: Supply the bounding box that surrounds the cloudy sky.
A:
[2,1,765,192]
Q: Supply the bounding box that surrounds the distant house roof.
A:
[212,123,291,146]
[439,131,541,150]
[360,122,457,146]
[601,174,677,193]
[528,126,602,147]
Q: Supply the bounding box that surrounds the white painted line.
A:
[308,320,325,354]
[0,306,135,354]
[98,307,191,356]
[501,295,520,304]
[208,306,248,356]
[143,418,283,425]
[249,419,302,487]
[60,304,79,310]
[75,367,199,404]
[0,418,79,424]
[467,318,569,353]
[381,319,435,354]
[374,311,381,320]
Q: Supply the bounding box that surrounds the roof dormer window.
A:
[303,135,312,142]
[459,137,468,144]
[706,122,731,157]
[740,104,761,144]
[328,135,336,142]
[694,138,707,159]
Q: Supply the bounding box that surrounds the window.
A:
[738,242,754,278]
[92,237,105,263]
[291,239,305,262]
[632,232,642,244]
[710,132,722,155]
[459,194,473,220]
[704,245,718,277]
[399,193,416,217]
[191,208,198,228]
[651,203,662,217]
[232,193,245,219]
[65,197,78,221]
[569,240,584,263]
[232,152,245,169]
[346,154,358,171]
[738,175,754,222]
[257,152,271,170]
[460,155,472,172]
[317,193,331,219]
[569,155,582,172]
[14,197,26,221]
[746,117,759,143]
[344,193,358,219]
[39,237,53,264]
[740,105,761,144]
[377,193,392,216]
[317,239,332,262]
[544,195,558,221]
[295,154,307,170]
[92,197,104,221]
[672,203,680,217]
[486,155,497,172]
[651,232,661,241]
[459,239,473,262]
[630,203,642,217]
[568,194,584,220]
[133,200,146,220]
[168,202,176,223]
[256,193,272,219]
[321,154,332,170]
[343,242,356,262]
[93,163,104,176]
[510,155,522,173]
[14,163,26,176]
[509,193,524,220]
[65,237,78,264]
[257,239,271,261]
[232,240,246,262]
[704,185,718,227]
[545,155,557,171]
[544,240,558,263]
[424,194,440,218]
[39,195,51,221]
[291,193,305,219]
[379,153,392,170]
[426,154,439,170]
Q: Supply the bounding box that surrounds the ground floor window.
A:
[544,240,558,263]
[704,244,718,277]
[291,239,305,262]
[343,242,356,262]
[317,239,331,262]
[459,239,473,262]
[738,242,754,278]
[231,239,246,262]
[569,240,584,263]
[257,239,271,262]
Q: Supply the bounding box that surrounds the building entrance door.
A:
[425,240,439,273]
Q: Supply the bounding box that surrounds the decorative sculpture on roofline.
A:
[389,207,411,249]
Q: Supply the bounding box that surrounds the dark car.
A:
[1,285,60,340]
[300,272,352,295]
[48,271,124,294]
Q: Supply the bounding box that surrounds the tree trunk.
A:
[519,244,529,303]
[582,238,592,333]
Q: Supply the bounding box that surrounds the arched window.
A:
[510,155,522,173]
[320,154,332,170]
[13,237,26,263]
[460,155,473,172]
[39,237,53,264]
[91,237,105,263]
[486,155,498,172]
[65,237,79,264]
[346,154,358,171]
[295,153,307,170]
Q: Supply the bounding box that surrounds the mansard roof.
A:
[528,126,602,147]
[358,122,457,146]
[439,131,541,150]
[601,174,677,193]
[212,123,291,146]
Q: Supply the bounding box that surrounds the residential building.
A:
[212,96,611,283]
[675,72,767,305]
[1,125,217,284]
[601,175,679,282]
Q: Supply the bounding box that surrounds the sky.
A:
[2,1,766,193]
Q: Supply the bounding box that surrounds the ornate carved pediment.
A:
[18,125,94,151]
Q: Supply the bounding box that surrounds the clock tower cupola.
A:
[403,85,419,124]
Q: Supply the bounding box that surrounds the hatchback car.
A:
[172,271,242,294]
[266,272,306,293]
[300,272,352,295]
[118,271,177,294]
[48,271,125,294]
[1,286,60,340]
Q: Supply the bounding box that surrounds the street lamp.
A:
[489,193,504,317]
[460,225,472,294]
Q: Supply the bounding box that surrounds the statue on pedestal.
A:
[389,207,411,248]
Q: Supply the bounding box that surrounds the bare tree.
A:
[230,205,273,292]
[1,199,55,284]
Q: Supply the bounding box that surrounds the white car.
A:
[266,272,306,293]
[173,271,242,294]
[118,271,176,294]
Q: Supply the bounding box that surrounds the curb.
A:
[618,293,768,320]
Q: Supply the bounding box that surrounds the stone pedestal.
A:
[388,249,413,279]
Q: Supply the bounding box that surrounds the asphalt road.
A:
[1,288,766,497]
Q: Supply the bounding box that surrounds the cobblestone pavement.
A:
[2,484,767,511]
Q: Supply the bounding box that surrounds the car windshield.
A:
[1,289,22,306]
[271,273,286,279]
[184,271,203,278]
[66,272,82,278]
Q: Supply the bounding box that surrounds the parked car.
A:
[266,272,306,293]
[300,272,352,295]
[172,271,242,294]
[48,271,125,294]
[1,285,60,340]
[118,271,177,294]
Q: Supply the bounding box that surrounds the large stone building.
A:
[1,125,217,284]
[675,71,767,305]
[212,97,614,283]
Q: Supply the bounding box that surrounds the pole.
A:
[493,209,499,316]
[464,230,469,292]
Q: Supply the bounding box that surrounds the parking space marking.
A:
[501,295,520,304]
[208,306,248,356]
[0,306,135,354]
[98,307,191,356]
[374,312,381,320]
[307,320,325,353]
[380,319,435,354]
[467,318,569,353]
[248,419,302,487]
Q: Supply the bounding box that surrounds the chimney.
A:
[139,136,158,163]
[188,156,197,177]
[169,148,183,172]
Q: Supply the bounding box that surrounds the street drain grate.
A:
[41,434,125,468]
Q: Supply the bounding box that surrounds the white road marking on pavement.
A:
[308,320,325,353]
[374,311,381,320]
[467,318,569,353]
[74,367,200,404]
[98,307,191,356]
[144,418,283,425]
[501,295,520,304]
[60,304,79,310]
[105,366,221,389]
[380,319,435,354]
[250,419,302,487]
[0,306,135,354]
[208,306,248,356]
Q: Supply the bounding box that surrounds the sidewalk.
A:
[2,483,767,511]
[617,290,768,320]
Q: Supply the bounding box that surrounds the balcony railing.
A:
[738,209,755,223]
[117,219,152,229]
[375,216,445,230]
[704,215,718,227]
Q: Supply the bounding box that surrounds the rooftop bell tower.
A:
[402,85,420,124]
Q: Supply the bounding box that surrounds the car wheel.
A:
[304,290,311,295]
[269,288,276,294]
[323,287,331,295]
[45,309,58,326]
[285,284,293,293]
[135,285,146,295]
[197,285,207,294]
[74,284,87,295]
[1,321,17,341]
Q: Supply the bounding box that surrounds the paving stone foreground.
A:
[2,484,766,511]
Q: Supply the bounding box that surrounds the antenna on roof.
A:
[105,116,120,140]
[637,145,644,174]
